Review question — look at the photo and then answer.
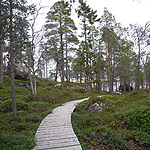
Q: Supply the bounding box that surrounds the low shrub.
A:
[15,95,33,102]
[122,106,150,132]
[130,130,150,147]
[0,87,11,101]
[95,126,129,150]
[0,99,31,112]
[0,133,35,150]
[15,87,30,96]
[25,114,43,123]
[31,101,49,111]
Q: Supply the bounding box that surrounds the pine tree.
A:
[77,0,100,111]
[100,8,123,94]
[45,0,77,85]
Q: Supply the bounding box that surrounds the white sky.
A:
[28,0,150,29]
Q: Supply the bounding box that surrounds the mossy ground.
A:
[0,77,89,150]
[72,91,150,150]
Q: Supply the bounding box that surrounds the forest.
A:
[0,0,150,115]
[0,0,150,149]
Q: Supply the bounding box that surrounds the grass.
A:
[72,91,150,150]
[0,77,89,150]
[2,77,150,150]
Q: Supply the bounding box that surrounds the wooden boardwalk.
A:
[33,98,89,150]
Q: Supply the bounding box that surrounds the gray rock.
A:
[89,103,103,112]
[14,65,29,81]
[55,83,62,87]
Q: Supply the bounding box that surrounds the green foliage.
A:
[130,130,150,146]
[0,99,31,112]
[25,114,43,123]
[72,91,150,149]
[31,102,50,111]
[15,87,31,96]
[15,95,33,102]
[117,106,150,132]
[0,133,35,150]
[0,77,89,150]
[0,87,11,101]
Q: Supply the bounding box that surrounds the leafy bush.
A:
[95,127,129,150]
[15,87,30,96]
[25,114,43,123]
[0,133,35,150]
[122,106,150,131]
[0,99,31,112]
[130,130,150,147]
[15,95,33,102]
[72,108,129,150]
[0,87,11,101]
[31,101,49,111]
[123,90,147,104]
[14,122,27,132]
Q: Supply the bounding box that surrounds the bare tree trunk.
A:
[10,0,17,119]
[89,79,93,112]
[84,24,90,92]
[108,45,113,94]
[60,19,65,86]
[65,34,69,82]
[136,37,140,90]
[33,72,37,99]
[106,27,113,95]
[0,8,3,84]
[146,72,148,91]
[80,65,82,84]
[28,52,35,98]
[0,37,3,84]
[46,58,48,78]
[55,61,59,81]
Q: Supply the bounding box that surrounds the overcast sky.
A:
[28,0,150,29]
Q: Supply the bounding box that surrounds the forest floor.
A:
[0,77,150,150]
[0,77,89,150]
[72,91,150,150]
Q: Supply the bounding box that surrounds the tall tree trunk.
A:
[0,8,3,84]
[65,36,69,82]
[10,0,17,119]
[28,50,37,100]
[96,39,102,93]
[45,58,48,78]
[60,20,65,86]
[33,72,37,99]
[84,23,90,92]
[28,51,35,98]
[0,36,3,84]
[89,79,93,112]
[55,60,59,81]
[106,27,113,95]
[108,45,113,94]
[136,37,140,90]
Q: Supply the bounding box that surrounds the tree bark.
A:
[136,36,140,90]
[55,60,59,81]
[10,0,17,119]
[80,65,82,84]
[106,27,113,95]
[0,7,3,84]
[65,35,69,82]
[60,19,65,86]
[0,37,3,84]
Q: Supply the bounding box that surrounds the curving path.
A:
[33,98,89,150]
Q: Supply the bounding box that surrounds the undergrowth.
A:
[0,77,89,150]
[72,91,150,150]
